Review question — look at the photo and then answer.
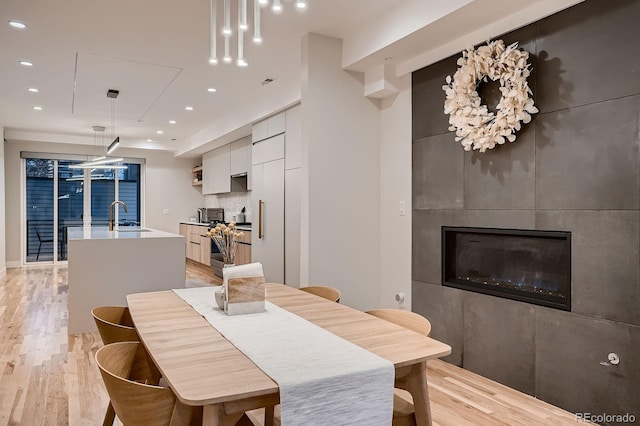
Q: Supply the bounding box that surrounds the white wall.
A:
[0,127,6,275]
[379,77,413,309]
[300,33,382,311]
[4,140,202,265]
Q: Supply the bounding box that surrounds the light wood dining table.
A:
[126,284,452,426]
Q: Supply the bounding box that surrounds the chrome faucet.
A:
[109,200,128,231]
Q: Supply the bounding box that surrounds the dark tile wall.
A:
[411,0,640,422]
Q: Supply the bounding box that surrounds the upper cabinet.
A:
[230,136,252,190]
[252,111,286,143]
[202,144,231,194]
[202,136,252,194]
[252,134,284,165]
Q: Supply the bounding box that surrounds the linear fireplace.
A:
[442,227,571,311]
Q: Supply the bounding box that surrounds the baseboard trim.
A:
[6,261,22,268]
[0,267,5,279]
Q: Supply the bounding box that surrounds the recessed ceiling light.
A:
[27,88,39,93]
[19,60,33,67]
[9,21,27,29]
[207,88,217,93]
[185,106,194,111]
[146,139,153,142]
[295,0,307,9]
[157,130,164,135]
[33,106,42,110]
[169,120,176,124]
[237,59,248,67]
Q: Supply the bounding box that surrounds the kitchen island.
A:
[67,226,185,335]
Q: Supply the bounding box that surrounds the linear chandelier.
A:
[209,0,308,67]
[71,90,125,169]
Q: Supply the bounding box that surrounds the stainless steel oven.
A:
[206,208,226,277]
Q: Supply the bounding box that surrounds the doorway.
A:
[24,156,142,264]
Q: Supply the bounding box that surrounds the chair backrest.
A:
[96,342,194,426]
[92,306,139,345]
[365,309,432,336]
[299,285,341,303]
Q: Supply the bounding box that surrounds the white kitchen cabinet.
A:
[252,111,286,143]
[268,112,286,136]
[230,136,252,190]
[252,120,268,143]
[202,144,231,194]
[252,134,284,165]
[251,159,285,283]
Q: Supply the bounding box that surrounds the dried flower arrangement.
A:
[206,222,244,265]
[442,39,539,152]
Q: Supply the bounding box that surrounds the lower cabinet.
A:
[199,234,211,266]
[181,224,252,268]
[235,231,252,266]
[180,224,211,266]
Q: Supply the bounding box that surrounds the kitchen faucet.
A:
[109,200,128,231]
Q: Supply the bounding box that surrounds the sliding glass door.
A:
[57,160,85,261]
[25,156,142,264]
[25,159,55,262]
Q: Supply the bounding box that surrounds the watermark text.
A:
[576,412,636,423]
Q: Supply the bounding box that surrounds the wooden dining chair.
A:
[92,306,140,345]
[299,285,341,302]
[365,309,433,426]
[365,309,432,336]
[92,306,143,425]
[96,342,201,426]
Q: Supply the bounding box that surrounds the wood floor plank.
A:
[0,264,587,425]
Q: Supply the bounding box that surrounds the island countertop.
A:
[67,226,182,240]
[67,225,186,335]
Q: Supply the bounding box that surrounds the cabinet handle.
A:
[259,200,264,239]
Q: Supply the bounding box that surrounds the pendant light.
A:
[207,0,308,67]
[70,89,126,170]
[209,0,218,64]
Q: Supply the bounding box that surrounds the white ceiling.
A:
[0,0,582,158]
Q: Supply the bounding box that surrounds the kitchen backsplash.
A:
[205,192,252,222]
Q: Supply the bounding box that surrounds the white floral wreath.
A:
[442,39,538,153]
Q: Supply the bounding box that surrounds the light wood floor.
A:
[0,264,584,425]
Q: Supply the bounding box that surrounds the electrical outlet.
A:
[399,201,406,216]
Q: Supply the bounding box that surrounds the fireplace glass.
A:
[442,227,571,311]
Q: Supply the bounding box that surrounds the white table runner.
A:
[173,287,394,426]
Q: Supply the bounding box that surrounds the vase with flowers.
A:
[206,221,244,266]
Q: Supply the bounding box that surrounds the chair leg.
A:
[102,401,116,426]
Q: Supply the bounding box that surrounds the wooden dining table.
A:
[126,284,452,426]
